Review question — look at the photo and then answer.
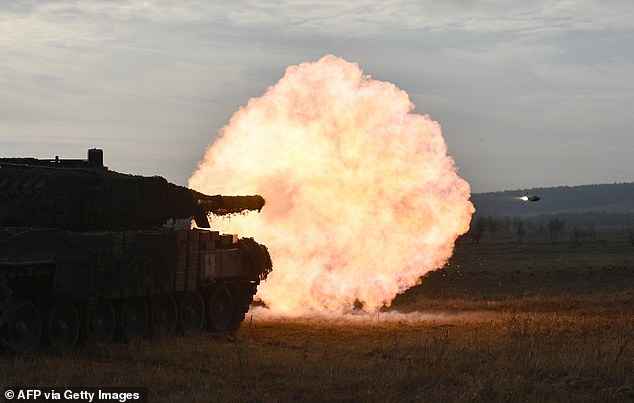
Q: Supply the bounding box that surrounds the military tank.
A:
[0,149,272,353]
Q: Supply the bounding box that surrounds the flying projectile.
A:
[519,195,541,202]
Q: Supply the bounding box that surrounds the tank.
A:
[0,149,272,353]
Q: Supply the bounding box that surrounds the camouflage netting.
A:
[236,238,273,280]
[54,231,111,299]
[0,163,265,231]
[54,230,178,299]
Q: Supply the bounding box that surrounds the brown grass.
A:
[1,311,632,402]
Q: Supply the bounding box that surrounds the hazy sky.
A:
[1,1,632,192]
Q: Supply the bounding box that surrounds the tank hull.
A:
[0,227,271,352]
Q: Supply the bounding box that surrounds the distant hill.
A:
[471,182,634,217]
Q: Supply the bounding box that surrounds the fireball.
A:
[189,55,474,315]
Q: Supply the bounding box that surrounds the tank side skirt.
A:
[0,227,266,351]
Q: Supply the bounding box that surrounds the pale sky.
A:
[1,1,632,192]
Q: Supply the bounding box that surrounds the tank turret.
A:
[0,149,265,231]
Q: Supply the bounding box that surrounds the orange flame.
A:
[189,55,474,315]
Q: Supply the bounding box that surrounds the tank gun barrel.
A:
[195,194,265,216]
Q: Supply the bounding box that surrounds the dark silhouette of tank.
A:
[0,148,265,231]
[0,149,272,353]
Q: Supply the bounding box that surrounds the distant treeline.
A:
[466,212,634,244]
[471,182,634,217]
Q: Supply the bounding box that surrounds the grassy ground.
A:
[1,237,633,402]
[393,236,634,311]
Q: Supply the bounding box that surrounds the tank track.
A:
[0,274,258,354]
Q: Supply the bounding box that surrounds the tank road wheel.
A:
[232,283,256,322]
[179,291,205,336]
[207,285,235,333]
[150,295,177,338]
[119,297,148,343]
[84,299,115,345]
[45,301,80,349]
[8,300,42,354]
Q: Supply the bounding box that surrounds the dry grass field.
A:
[1,237,633,402]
